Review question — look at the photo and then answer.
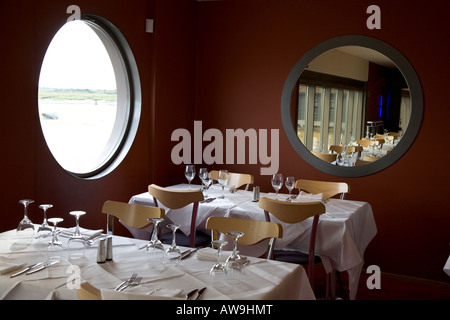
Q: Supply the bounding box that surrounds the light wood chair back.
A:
[356,138,371,148]
[362,155,378,162]
[148,184,204,247]
[210,170,254,190]
[311,151,337,163]
[205,216,282,259]
[102,200,165,236]
[346,145,363,154]
[329,145,344,154]
[259,197,325,287]
[295,179,349,200]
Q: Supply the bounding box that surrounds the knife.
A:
[26,260,59,275]
[195,287,207,300]
[186,288,198,300]
[180,248,199,260]
[10,262,44,278]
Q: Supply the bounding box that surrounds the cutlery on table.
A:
[115,273,138,291]
[172,248,198,260]
[26,260,60,275]
[118,276,142,291]
[186,288,198,300]
[201,197,216,203]
[10,262,44,278]
[195,287,207,300]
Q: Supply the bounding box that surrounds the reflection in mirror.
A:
[291,46,410,166]
[281,35,423,177]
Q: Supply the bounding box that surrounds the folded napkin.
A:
[0,257,26,275]
[295,191,324,201]
[196,247,233,262]
[101,288,184,300]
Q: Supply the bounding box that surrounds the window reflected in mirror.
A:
[291,46,411,166]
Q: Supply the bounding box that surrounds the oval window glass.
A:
[38,17,139,178]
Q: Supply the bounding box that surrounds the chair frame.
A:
[210,170,254,190]
[102,200,165,236]
[148,184,204,248]
[205,216,282,259]
[295,179,349,200]
[259,197,325,289]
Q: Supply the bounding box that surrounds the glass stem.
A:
[171,229,177,247]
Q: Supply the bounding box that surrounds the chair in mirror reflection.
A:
[205,216,282,259]
[148,184,210,248]
[102,200,165,239]
[209,170,254,191]
[259,197,328,296]
[295,179,349,200]
[311,151,337,163]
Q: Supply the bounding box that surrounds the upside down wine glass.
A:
[165,224,181,265]
[68,211,87,259]
[225,231,247,283]
[37,204,53,234]
[210,240,228,285]
[47,217,64,261]
[146,218,165,262]
[17,199,35,235]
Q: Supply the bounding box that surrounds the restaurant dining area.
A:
[1,0,449,310]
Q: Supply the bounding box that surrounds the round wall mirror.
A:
[281,35,423,177]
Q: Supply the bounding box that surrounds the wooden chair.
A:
[356,138,371,148]
[362,155,378,162]
[346,145,363,155]
[295,179,349,200]
[210,170,254,190]
[311,151,337,163]
[102,200,165,236]
[205,216,282,259]
[148,184,209,248]
[329,145,344,154]
[77,282,101,300]
[259,197,327,294]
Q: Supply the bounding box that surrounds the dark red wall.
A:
[1,0,449,284]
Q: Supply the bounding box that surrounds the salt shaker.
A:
[106,235,113,261]
[252,186,260,202]
[97,238,107,263]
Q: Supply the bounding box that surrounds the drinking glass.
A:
[271,173,283,199]
[17,199,35,235]
[218,170,229,199]
[67,211,87,259]
[210,240,228,285]
[199,168,212,198]
[37,204,52,233]
[146,218,165,262]
[165,224,181,265]
[47,217,64,261]
[185,165,196,189]
[285,176,295,201]
[225,231,247,283]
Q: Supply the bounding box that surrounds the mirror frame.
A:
[281,35,423,177]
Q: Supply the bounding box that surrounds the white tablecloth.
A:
[129,184,377,299]
[0,228,314,300]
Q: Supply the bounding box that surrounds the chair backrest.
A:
[148,184,204,247]
[210,170,254,190]
[259,197,325,284]
[102,200,165,235]
[205,216,282,259]
[311,151,337,163]
[356,138,371,148]
[346,145,364,154]
[362,155,378,162]
[148,184,204,209]
[295,178,349,200]
[329,145,344,154]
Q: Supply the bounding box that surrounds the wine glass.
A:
[37,204,53,238]
[17,199,35,235]
[165,224,181,265]
[47,217,64,261]
[199,168,212,198]
[218,170,229,199]
[285,176,295,201]
[210,240,228,285]
[185,165,196,189]
[225,231,247,283]
[67,211,87,259]
[145,218,165,262]
[271,173,283,200]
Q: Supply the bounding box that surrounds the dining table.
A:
[0,226,315,300]
[129,183,377,300]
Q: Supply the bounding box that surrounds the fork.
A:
[118,277,142,291]
[115,273,138,291]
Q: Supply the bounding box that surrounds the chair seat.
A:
[160,230,211,248]
[273,249,321,265]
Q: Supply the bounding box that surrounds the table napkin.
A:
[196,247,233,262]
[101,287,184,300]
[295,191,324,200]
[0,257,26,275]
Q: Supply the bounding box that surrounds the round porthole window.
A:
[38,15,141,179]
